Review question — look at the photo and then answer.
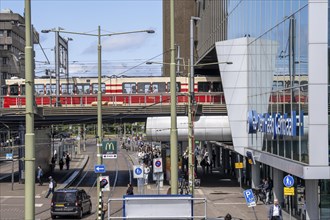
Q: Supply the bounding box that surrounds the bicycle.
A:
[252,187,266,204]
[178,177,190,195]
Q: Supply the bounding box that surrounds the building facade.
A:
[0,9,39,96]
[162,0,195,76]
[162,0,329,218]
[194,1,329,219]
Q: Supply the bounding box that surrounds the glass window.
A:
[167,82,181,93]
[137,83,151,93]
[9,85,19,95]
[35,84,44,96]
[212,82,223,92]
[21,84,25,95]
[46,84,56,95]
[61,84,74,95]
[92,83,105,94]
[77,84,90,95]
[198,82,211,92]
[122,83,136,94]
[151,82,166,93]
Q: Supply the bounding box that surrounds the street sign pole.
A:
[252,207,258,220]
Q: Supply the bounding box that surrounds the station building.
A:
[161,1,330,219]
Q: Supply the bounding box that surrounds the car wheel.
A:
[87,204,92,214]
[51,214,56,219]
[77,208,83,219]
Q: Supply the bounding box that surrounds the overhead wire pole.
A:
[24,0,36,219]
[97,25,103,220]
[170,0,178,194]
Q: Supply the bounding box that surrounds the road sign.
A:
[5,153,13,160]
[243,189,256,207]
[103,154,117,159]
[284,187,295,196]
[235,162,243,169]
[102,141,117,158]
[99,176,110,191]
[133,165,144,178]
[283,175,294,187]
[153,158,163,173]
[94,164,106,173]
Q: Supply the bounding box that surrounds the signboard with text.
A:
[102,141,117,159]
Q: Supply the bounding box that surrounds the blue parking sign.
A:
[243,189,256,207]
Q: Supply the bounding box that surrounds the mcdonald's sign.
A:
[102,141,117,155]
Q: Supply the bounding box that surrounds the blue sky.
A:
[0,0,163,77]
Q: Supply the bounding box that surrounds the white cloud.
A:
[83,34,151,54]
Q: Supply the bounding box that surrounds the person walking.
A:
[268,199,283,220]
[126,183,134,195]
[59,158,64,170]
[65,153,71,170]
[37,166,43,186]
[45,176,55,198]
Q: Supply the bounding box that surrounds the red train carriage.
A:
[3,76,225,108]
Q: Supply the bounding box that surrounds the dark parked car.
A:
[50,188,92,219]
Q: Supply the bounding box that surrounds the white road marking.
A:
[0,203,43,207]
[0,195,41,199]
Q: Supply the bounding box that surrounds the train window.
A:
[92,83,105,94]
[77,84,90,95]
[61,84,74,95]
[300,80,308,92]
[9,85,19,95]
[46,84,56,95]
[272,81,284,91]
[198,82,211,92]
[123,83,136,94]
[35,84,44,96]
[21,84,25,95]
[137,83,151,93]
[212,82,223,92]
[167,82,181,92]
[151,82,166,93]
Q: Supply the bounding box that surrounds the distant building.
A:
[162,0,195,77]
[0,9,39,96]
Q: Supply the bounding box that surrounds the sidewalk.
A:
[126,148,296,220]
[0,154,88,198]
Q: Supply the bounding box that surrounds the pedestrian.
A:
[212,149,216,168]
[268,199,283,220]
[59,158,64,170]
[37,165,43,186]
[51,156,56,172]
[126,183,134,195]
[65,153,71,170]
[266,177,273,204]
[45,176,55,198]
[101,199,108,220]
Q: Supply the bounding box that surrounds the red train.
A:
[2,75,308,108]
[3,76,225,108]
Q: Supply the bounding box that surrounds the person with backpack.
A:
[45,176,56,198]
[126,183,134,195]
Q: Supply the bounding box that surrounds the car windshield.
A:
[54,192,76,203]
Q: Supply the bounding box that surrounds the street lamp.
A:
[41,26,154,219]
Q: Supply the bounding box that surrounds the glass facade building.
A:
[195,1,329,219]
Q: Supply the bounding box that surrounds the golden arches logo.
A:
[104,142,115,151]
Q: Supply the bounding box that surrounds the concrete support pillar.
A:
[251,162,260,189]
[272,168,284,205]
[77,125,81,154]
[216,147,221,167]
[305,180,319,220]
